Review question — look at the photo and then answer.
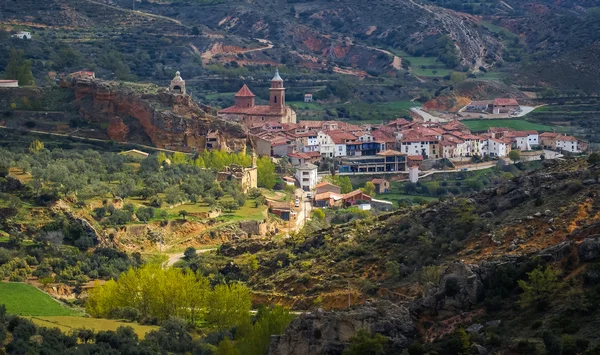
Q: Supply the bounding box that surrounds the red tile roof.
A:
[407,155,424,161]
[342,190,371,200]
[372,130,396,143]
[219,105,279,115]
[315,181,339,189]
[540,132,559,137]
[328,131,357,144]
[235,84,255,97]
[386,118,411,127]
[493,98,519,106]
[558,135,577,142]
[315,191,343,201]
[377,149,405,157]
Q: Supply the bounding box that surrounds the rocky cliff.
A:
[268,300,416,355]
[72,78,247,152]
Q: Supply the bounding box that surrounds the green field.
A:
[404,56,451,77]
[480,21,519,40]
[462,119,553,132]
[29,316,159,338]
[0,282,79,316]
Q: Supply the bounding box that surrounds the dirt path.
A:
[358,45,402,70]
[202,38,273,65]
[165,248,218,267]
[82,0,187,27]
[0,126,188,155]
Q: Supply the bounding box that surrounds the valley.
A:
[0,0,600,354]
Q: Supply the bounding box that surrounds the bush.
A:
[343,329,388,355]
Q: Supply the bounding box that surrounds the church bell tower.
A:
[269,69,285,112]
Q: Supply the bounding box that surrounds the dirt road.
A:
[166,248,217,267]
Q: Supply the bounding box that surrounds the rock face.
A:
[268,301,415,355]
[72,79,247,152]
[578,236,600,261]
[411,263,485,317]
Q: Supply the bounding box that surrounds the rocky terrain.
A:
[0,78,247,153]
[71,78,247,152]
[207,158,600,352]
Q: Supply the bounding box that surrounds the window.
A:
[274,96,277,103]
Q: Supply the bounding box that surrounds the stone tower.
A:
[269,69,285,112]
[169,71,186,94]
[234,84,256,108]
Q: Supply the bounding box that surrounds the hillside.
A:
[202,157,600,352]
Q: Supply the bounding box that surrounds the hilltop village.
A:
[203,70,588,183]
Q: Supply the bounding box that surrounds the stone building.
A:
[216,153,258,193]
[218,69,297,128]
[169,71,186,94]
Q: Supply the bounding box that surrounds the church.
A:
[217,69,297,128]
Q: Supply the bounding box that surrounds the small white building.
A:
[317,131,335,158]
[0,80,18,88]
[486,138,511,157]
[556,135,581,153]
[12,31,31,39]
[525,131,539,147]
[295,163,318,192]
[304,94,313,103]
[512,133,531,151]
[409,165,419,183]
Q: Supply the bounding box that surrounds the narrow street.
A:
[294,188,312,231]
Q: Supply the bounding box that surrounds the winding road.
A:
[166,248,218,267]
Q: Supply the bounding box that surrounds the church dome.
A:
[271,69,283,82]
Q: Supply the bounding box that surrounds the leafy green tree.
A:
[518,266,562,310]
[343,329,388,355]
[236,305,295,355]
[362,181,376,196]
[4,49,35,86]
[178,210,188,220]
[257,156,277,189]
[313,209,325,220]
[206,283,252,330]
[323,175,353,193]
[588,152,600,166]
[450,72,466,83]
[28,139,44,154]
[184,247,196,260]
[509,150,521,163]
[219,197,240,212]
[215,337,240,355]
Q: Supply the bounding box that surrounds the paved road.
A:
[411,107,450,123]
[294,189,312,231]
[166,248,217,267]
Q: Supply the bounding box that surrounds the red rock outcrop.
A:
[72,79,247,152]
[107,116,129,142]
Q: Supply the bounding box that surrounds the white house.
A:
[317,131,335,158]
[400,134,439,159]
[556,135,581,153]
[525,131,539,147]
[512,132,531,151]
[304,94,313,103]
[295,163,318,191]
[486,138,511,157]
[12,31,31,39]
[297,133,319,153]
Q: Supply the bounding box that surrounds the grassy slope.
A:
[0,282,79,316]
[289,100,417,123]
[462,119,553,132]
[28,316,159,338]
